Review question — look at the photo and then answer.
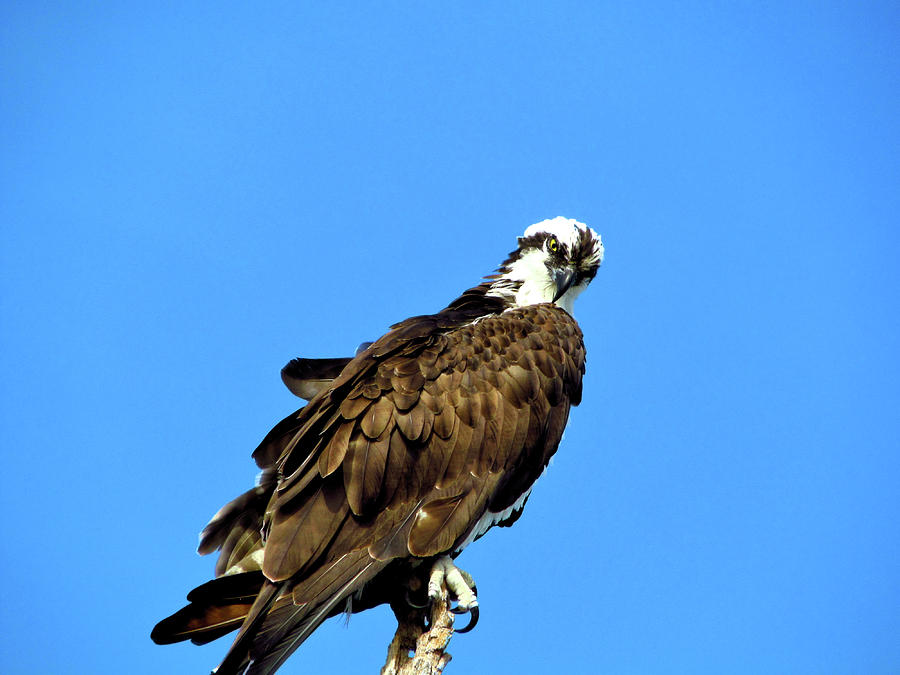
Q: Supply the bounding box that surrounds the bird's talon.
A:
[405,590,429,609]
[454,605,480,633]
[425,555,480,633]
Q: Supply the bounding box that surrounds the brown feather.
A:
[367,498,426,560]
[465,414,487,477]
[152,572,267,646]
[263,481,350,582]
[339,394,371,419]
[359,397,393,440]
[361,382,381,399]
[395,403,426,442]
[380,428,410,507]
[406,492,467,557]
[390,388,420,411]
[507,405,532,469]
[217,526,263,575]
[453,385,480,427]
[280,357,351,400]
[317,420,353,477]
[490,396,519,472]
[502,363,535,406]
[419,387,444,414]
[345,432,390,515]
[432,401,455,439]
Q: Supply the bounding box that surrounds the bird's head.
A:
[487,217,604,314]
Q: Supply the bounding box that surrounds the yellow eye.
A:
[547,236,559,253]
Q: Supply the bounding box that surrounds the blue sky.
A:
[1,3,898,674]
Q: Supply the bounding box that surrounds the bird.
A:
[151,217,605,674]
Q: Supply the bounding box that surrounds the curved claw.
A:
[406,590,429,609]
[452,604,479,633]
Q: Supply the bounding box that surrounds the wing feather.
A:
[263,481,350,582]
[359,397,394,439]
[317,419,354,477]
[345,432,390,515]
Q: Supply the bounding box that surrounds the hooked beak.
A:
[552,267,577,302]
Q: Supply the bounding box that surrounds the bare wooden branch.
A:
[380,585,455,675]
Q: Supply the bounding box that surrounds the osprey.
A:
[152,217,604,674]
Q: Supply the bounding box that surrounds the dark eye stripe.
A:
[504,228,599,272]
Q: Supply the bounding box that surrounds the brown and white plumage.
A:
[152,217,604,674]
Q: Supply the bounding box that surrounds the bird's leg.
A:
[427,556,479,633]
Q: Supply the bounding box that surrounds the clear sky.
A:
[1,3,898,674]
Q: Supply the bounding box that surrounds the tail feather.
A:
[151,572,267,646]
[151,601,252,646]
[154,545,393,675]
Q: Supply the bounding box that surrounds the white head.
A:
[487,217,604,314]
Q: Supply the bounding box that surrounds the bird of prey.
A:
[152,217,604,674]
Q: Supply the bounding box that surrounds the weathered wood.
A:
[380,586,455,675]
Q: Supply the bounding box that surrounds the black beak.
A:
[552,267,577,302]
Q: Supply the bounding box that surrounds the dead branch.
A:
[380,585,455,675]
